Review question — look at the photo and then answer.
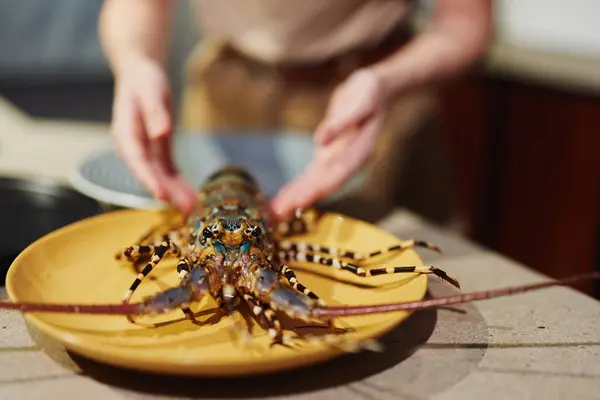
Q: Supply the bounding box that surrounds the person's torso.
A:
[192,0,412,64]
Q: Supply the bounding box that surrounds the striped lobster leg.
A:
[273,208,325,238]
[240,291,292,346]
[115,229,187,264]
[276,264,325,305]
[278,239,441,262]
[278,248,460,289]
[121,238,186,322]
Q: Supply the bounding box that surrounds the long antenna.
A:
[313,271,600,317]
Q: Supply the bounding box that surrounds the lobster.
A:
[1,165,599,352]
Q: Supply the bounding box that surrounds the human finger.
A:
[111,95,167,201]
[136,83,197,212]
[137,80,173,140]
[272,116,382,217]
[314,70,380,145]
[327,112,382,183]
[314,104,368,146]
[269,170,320,219]
[271,129,358,216]
[281,166,328,211]
[150,137,198,214]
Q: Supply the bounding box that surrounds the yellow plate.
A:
[6,209,429,377]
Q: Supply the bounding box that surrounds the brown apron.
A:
[178,25,459,225]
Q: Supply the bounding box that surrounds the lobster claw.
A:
[252,268,317,321]
[186,266,211,301]
[268,286,318,322]
[141,287,193,314]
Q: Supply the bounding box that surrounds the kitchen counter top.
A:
[0,208,599,399]
[0,97,111,184]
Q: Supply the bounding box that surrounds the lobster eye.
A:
[202,227,213,238]
[252,227,262,237]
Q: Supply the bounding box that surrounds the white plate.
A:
[70,130,366,210]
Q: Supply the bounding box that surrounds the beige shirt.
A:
[192,0,411,64]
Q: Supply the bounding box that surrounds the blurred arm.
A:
[98,0,176,78]
[371,0,493,101]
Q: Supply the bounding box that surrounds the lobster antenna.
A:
[0,300,145,315]
[1,272,598,317]
[313,271,600,318]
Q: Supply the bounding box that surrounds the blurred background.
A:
[0,0,598,297]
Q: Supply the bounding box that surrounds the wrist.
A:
[368,61,405,105]
[111,51,160,81]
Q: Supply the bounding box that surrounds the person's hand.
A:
[110,54,197,214]
[270,68,386,219]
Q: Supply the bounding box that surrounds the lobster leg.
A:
[174,257,196,319]
[278,239,441,262]
[252,275,379,352]
[274,220,308,238]
[277,264,325,305]
[215,289,287,353]
[115,244,156,263]
[273,208,323,238]
[279,249,460,288]
[126,263,217,322]
[240,291,292,346]
[122,239,181,310]
[115,230,185,263]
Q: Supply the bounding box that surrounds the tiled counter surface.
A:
[0,209,599,400]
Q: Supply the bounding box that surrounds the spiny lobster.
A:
[1,165,599,351]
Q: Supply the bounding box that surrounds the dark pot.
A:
[0,176,103,286]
